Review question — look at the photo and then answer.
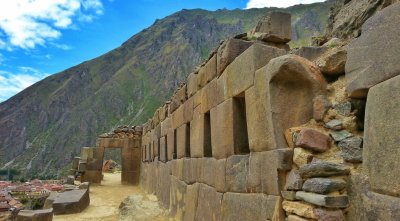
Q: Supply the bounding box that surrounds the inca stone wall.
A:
[71,3,400,220]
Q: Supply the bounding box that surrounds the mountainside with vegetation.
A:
[0,0,334,179]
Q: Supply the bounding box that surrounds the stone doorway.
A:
[80,137,141,185]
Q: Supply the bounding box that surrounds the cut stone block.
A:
[295,191,349,208]
[166,129,175,161]
[345,3,400,98]
[183,158,202,185]
[16,209,53,221]
[200,78,224,114]
[159,136,167,162]
[190,106,211,158]
[247,149,293,195]
[223,43,286,99]
[217,38,253,75]
[176,123,190,159]
[161,117,171,137]
[193,90,201,108]
[198,54,217,87]
[226,155,249,193]
[187,72,199,97]
[183,183,200,221]
[80,147,93,161]
[200,158,226,192]
[194,184,223,221]
[72,157,80,170]
[221,193,283,221]
[121,171,140,185]
[210,98,249,159]
[81,170,102,184]
[248,55,327,152]
[52,189,90,215]
[86,158,103,170]
[170,84,187,113]
[169,176,187,220]
[253,12,292,43]
[364,75,400,196]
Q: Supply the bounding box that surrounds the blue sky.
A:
[0,0,324,102]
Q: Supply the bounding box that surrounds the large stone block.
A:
[364,75,400,196]
[183,158,202,185]
[172,97,193,129]
[221,193,284,221]
[198,54,217,88]
[167,129,176,161]
[223,43,286,99]
[176,123,190,159]
[225,155,249,193]
[86,158,103,171]
[194,184,223,221]
[247,149,293,195]
[183,183,200,221]
[248,54,326,152]
[217,38,253,75]
[169,176,187,220]
[52,189,90,215]
[159,136,167,162]
[92,147,104,160]
[72,157,80,170]
[200,78,224,114]
[16,209,53,221]
[187,72,199,97]
[80,147,93,161]
[210,98,250,159]
[345,3,400,98]
[121,171,140,185]
[190,106,212,158]
[253,12,291,43]
[159,103,169,122]
[81,170,102,184]
[170,84,187,113]
[200,158,226,192]
[160,117,171,137]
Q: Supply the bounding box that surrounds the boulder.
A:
[345,3,400,98]
[293,46,328,61]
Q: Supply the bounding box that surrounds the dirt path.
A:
[53,173,168,221]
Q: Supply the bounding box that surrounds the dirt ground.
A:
[53,173,168,221]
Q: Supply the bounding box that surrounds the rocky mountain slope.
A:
[0,1,334,178]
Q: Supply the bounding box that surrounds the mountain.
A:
[0,1,334,179]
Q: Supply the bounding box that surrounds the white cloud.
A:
[246,0,326,9]
[0,0,103,50]
[0,67,49,102]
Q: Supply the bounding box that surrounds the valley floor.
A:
[53,173,169,221]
